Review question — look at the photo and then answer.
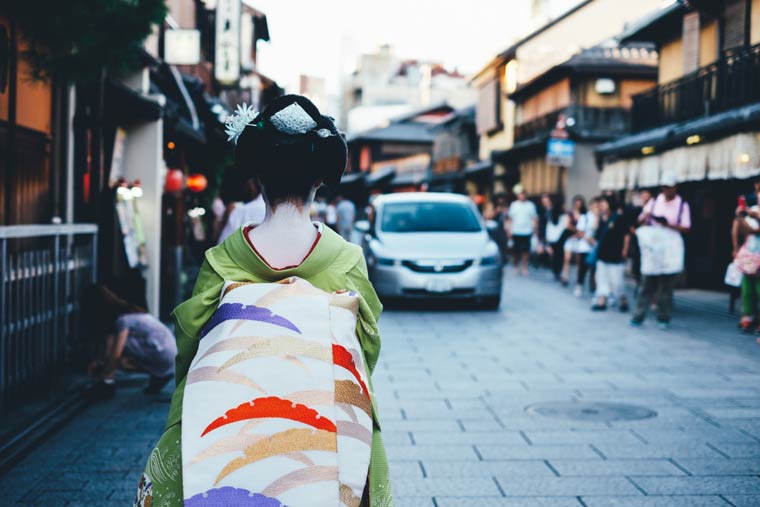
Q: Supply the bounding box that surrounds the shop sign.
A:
[546,138,575,167]
[165,29,201,65]
[214,0,241,85]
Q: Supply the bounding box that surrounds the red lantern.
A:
[186,173,208,193]
[164,169,184,193]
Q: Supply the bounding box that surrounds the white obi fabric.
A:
[182,277,372,507]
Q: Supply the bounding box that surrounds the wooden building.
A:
[597,0,760,289]
[495,43,657,202]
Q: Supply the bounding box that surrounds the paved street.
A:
[3,272,760,506]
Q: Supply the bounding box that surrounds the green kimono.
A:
[139,225,392,507]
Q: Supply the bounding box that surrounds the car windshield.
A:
[380,201,482,233]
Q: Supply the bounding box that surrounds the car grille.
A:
[401,260,473,273]
[402,288,476,296]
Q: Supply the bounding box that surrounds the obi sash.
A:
[181,277,372,507]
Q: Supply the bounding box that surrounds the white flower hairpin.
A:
[224,103,259,145]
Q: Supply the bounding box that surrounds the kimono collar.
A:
[214,222,345,282]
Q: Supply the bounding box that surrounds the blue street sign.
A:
[546,138,575,167]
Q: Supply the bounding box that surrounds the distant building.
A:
[470,0,663,202]
[299,75,328,111]
[341,104,478,205]
[341,45,477,133]
[495,42,657,202]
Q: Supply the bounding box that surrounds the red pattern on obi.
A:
[202,396,337,436]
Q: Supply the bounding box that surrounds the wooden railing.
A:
[514,105,630,143]
[631,42,760,132]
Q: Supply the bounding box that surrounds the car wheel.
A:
[481,296,501,310]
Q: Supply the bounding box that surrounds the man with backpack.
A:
[631,174,691,329]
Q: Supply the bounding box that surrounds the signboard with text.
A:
[214,0,241,85]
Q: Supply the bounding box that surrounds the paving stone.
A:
[386,445,480,461]
[411,430,526,445]
[591,443,725,459]
[477,444,602,460]
[580,496,731,506]
[421,460,555,478]
[674,458,760,475]
[724,495,760,507]
[392,477,502,496]
[629,475,760,495]
[710,442,760,458]
[435,498,583,507]
[547,459,685,477]
[495,476,642,496]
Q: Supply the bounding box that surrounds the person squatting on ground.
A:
[134,95,391,507]
[590,196,630,312]
[82,285,177,400]
[631,175,691,329]
[733,178,760,333]
[506,184,538,276]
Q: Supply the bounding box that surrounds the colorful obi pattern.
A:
[181,277,372,507]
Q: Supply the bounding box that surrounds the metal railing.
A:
[631,42,760,132]
[514,105,631,142]
[0,224,98,410]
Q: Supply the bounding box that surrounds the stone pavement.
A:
[3,272,760,506]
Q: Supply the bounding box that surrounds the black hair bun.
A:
[234,95,347,189]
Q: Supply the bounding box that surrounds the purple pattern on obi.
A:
[185,487,286,507]
[200,303,301,338]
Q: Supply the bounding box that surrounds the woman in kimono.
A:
[135,95,391,507]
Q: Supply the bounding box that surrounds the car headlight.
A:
[479,254,501,266]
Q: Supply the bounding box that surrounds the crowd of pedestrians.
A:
[488,179,692,329]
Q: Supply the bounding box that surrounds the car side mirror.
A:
[354,220,370,234]
[485,219,498,231]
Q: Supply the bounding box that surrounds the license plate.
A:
[426,279,453,293]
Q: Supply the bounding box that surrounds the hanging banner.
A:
[214,0,241,85]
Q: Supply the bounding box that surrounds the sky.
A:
[251,0,579,97]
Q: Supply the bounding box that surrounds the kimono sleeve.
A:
[345,254,383,374]
[172,259,224,385]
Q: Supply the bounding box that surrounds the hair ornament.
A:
[269,102,318,135]
[225,103,259,145]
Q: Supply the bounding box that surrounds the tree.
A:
[10,0,167,83]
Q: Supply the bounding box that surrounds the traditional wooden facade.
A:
[597,0,760,289]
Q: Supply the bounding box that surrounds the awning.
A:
[463,160,493,178]
[599,131,760,190]
[390,172,426,187]
[339,171,366,186]
[366,167,396,186]
[599,160,626,191]
[597,103,760,159]
[105,79,163,125]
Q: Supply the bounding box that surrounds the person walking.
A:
[135,95,391,507]
[82,285,177,400]
[216,176,267,244]
[506,184,538,276]
[591,196,630,312]
[631,175,691,329]
[733,179,760,332]
[336,193,357,241]
[540,194,569,281]
[562,195,597,296]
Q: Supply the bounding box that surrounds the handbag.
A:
[724,262,743,287]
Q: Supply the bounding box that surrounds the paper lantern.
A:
[187,173,208,193]
[165,169,184,193]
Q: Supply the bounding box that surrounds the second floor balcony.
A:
[631,42,760,132]
[514,105,631,144]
